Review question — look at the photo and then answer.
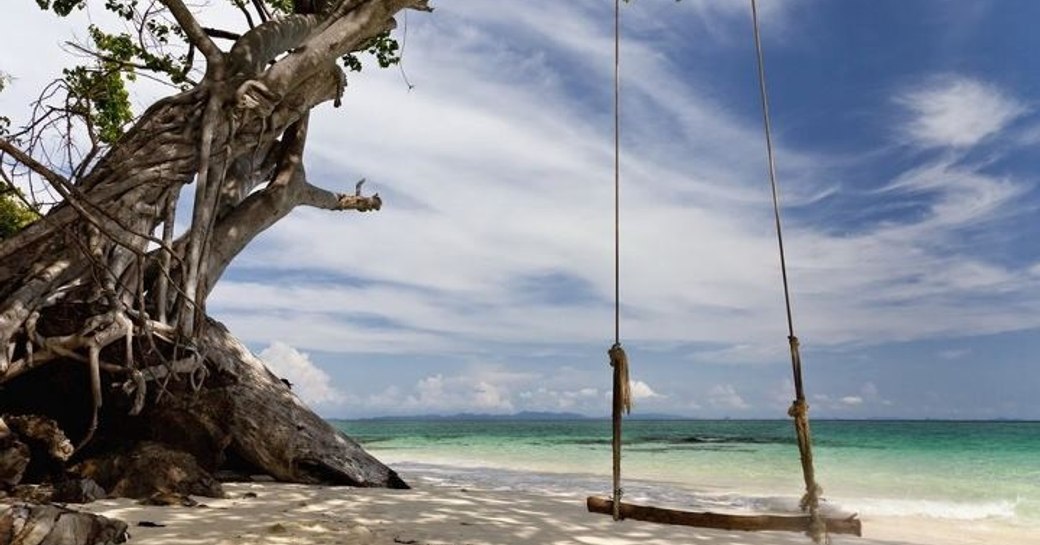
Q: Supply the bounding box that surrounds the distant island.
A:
[342,411,690,422]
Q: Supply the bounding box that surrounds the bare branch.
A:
[250,0,272,23]
[0,138,72,190]
[234,0,257,29]
[203,27,242,41]
[158,0,224,69]
[298,178,382,211]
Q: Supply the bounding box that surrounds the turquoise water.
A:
[334,419,1040,527]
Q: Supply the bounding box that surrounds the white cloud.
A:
[258,342,344,407]
[408,374,514,413]
[344,364,561,415]
[708,384,750,411]
[809,383,890,413]
[896,75,1027,149]
[334,365,653,416]
[518,387,602,412]
[630,380,663,401]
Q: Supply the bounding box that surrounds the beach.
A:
[85,419,1038,545]
[84,477,1032,545]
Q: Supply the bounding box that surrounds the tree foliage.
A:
[28,0,403,147]
[0,189,38,240]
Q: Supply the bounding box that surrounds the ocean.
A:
[333,419,1040,532]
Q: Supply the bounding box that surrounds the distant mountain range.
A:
[347,411,689,421]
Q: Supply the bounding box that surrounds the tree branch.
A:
[201,172,379,296]
[297,178,382,211]
[0,138,71,190]
[227,14,322,78]
[203,27,242,41]
[234,0,409,114]
[159,0,224,69]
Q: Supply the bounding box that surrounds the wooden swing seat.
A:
[586,496,862,536]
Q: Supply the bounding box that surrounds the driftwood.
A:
[0,502,128,545]
[586,496,862,537]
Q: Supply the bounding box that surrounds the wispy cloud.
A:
[209,9,1040,371]
[895,75,1027,149]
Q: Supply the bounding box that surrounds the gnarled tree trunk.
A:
[0,0,428,512]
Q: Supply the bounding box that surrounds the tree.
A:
[0,0,428,505]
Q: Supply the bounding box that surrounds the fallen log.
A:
[586,496,862,536]
[197,319,409,489]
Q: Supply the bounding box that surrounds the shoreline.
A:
[82,469,1036,545]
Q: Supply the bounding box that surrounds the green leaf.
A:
[0,188,40,240]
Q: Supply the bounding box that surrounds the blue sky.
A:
[3,1,1039,419]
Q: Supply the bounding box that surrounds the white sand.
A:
[80,480,1036,545]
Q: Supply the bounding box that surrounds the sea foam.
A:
[840,497,1018,520]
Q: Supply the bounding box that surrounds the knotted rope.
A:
[608,0,627,523]
[786,337,826,542]
[751,1,827,541]
[609,342,631,521]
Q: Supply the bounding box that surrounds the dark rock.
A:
[52,478,107,503]
[4,415,73,484]
[0,436,30,488]
[8,484,55,503]
[73,441,224,499]
[138,491,198,507]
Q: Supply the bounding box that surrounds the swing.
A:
[584,1,862,541]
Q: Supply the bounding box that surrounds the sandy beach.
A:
[82,479,1034,545]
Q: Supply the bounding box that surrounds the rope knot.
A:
[788,398,809,418]
[608,343,632,415]
[802,482,828,543]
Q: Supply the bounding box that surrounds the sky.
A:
[2,1,1039,420]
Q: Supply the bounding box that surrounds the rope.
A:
[750,1,826,542]
[609,0,627,523]
[613,0,621,347]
